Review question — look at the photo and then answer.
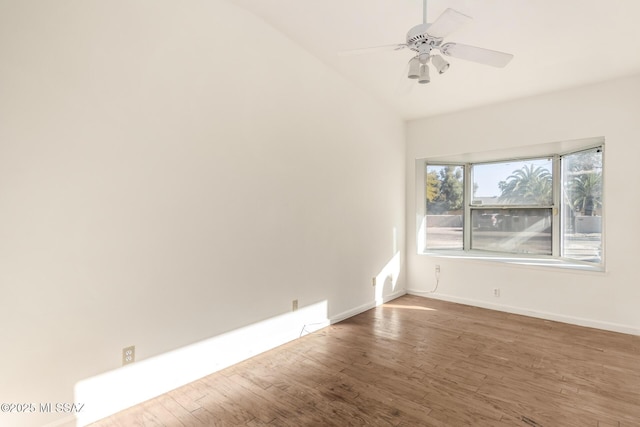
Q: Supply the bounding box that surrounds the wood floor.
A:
[90,295,640,426]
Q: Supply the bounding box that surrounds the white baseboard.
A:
[75,301,329,426]
[74,291,406,426]
[407,289,640,336]
[69,288,637,426]
[329,289,407,324]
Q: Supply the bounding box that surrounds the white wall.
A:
[0,1,405,426]
[406,74,640,335]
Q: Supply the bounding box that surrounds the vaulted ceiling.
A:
[229,0,640,120]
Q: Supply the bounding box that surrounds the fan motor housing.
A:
[406,23,442,52]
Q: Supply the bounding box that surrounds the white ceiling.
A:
[228,0,640,120]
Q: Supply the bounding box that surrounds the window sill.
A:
[420,250,605,272]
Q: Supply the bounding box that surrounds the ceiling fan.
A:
[340,0,514,84]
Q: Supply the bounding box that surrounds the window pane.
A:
[561,149,603,263]
[471,208,552,255]
[425,165,464,249]
[472,158,553,206]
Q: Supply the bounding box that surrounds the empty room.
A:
[1,0,639,426]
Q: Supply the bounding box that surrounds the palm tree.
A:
[570,172,602,216]
[498,164,552,205]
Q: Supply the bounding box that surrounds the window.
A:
[418,141,604,268]
[425,165,464,250]
[561,148,603,263]
[471,157,553,255]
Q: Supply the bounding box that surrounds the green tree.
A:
[436,166,464,211]
[426,170,440,202]
[563,150,603,216]
[566,151,601,174]
[426,166,464,214]
[570,172,602,216]
[498,164,552,205]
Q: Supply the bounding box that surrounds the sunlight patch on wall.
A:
[375,251,401,305]
[74,301,328,426]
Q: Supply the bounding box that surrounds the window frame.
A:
[467,155,556,256]
[424,163,465,251]
[416,138,605,272]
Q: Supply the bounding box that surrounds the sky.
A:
[427,158,552,198]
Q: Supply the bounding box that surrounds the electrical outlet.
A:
[292,299,298,312]
[122,346,135,366]
[372,277,377,287]
[435,265,441,273]
[493,288,501,297]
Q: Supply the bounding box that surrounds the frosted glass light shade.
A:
[418,64,430,84]
[408,57,421,79]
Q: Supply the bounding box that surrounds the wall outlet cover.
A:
[122,346,135,366]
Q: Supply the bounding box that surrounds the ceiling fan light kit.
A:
[341,0,513,85]
[431,54,450,74]
[418,63,431,84]
[408,57,421,79]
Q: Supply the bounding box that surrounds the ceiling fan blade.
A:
[338,44,408,56]
[440,42,514,67]
[426,8,472,39]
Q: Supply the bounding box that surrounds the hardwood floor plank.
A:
[156,394,205,427]
[167,381,206,413]
[89,295,640,426]
[193,378,256,425]
[231,371,335,426]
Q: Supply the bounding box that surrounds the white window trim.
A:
[416,137,605,272]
